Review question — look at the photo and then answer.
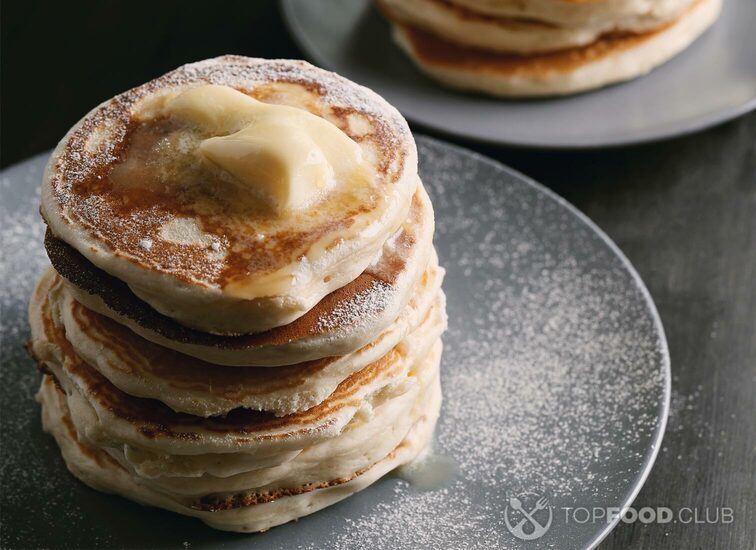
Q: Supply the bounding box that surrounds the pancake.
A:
[390,0,720,97]
[28,278,442,458]
[378,0,695,54]
[34,267,446,417]
[35,341,441,476]
[38,372,441,532]
[45,182,436,367]
[42,56,418,335]
[448,0,694,31]
[115,380,430,492]
[31,55,447,534]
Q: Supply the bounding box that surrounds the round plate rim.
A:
[280,0,756,149]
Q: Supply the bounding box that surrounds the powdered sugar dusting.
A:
[0,161,48,340]
[316,279,394,332]
[0,154,92,547]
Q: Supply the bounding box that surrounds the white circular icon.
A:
[504,493,553,541]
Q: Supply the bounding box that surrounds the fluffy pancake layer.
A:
[29,276,444,456]
[38,370,441,532]
[389,0,721,97]
[45,181,436,367]
[32,283,443,530]
[449,0,693,27]
[42,56,419,334]
[380,0,695,53]
[34,267,445,417]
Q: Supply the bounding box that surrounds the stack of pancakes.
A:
[377,0,722,96]
[28,56,446,532]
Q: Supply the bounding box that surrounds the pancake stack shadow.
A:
[27,56,447,533]
[375,0,722,97]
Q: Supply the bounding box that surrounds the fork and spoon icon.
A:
[505,496,552,540]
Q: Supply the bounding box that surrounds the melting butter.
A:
[166,84,369,214]
[396,452,457,490]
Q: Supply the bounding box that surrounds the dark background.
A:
[2,1,754,549]
[1,1,300,167]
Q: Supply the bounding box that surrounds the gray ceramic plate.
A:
[282,0,756,148]
[0,137,669,549]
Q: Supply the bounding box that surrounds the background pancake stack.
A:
[376,0,722,96]
[27,56,446,533]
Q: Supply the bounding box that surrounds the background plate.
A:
[1,137,669,549]
[282,0,756,148]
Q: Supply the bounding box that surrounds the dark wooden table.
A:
[2,2,754,548]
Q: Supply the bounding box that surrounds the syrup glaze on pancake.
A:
[46,57,411,287]
[45,184,435,366]
[78,112,374,290]
[42,56,418,334]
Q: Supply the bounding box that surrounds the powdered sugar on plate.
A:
[0,154,73,548]
[288,138,669,550]
[0,158,48,340]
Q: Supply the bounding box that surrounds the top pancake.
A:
[41,56,418,334]
[45,182,436,366]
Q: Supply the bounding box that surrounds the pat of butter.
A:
[166,84,367,214]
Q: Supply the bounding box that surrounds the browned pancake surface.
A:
[47,57,413,288]
[45,190,424,346]
[40,374,412,512]
[392,8,688,75]
[31,294,407,441]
